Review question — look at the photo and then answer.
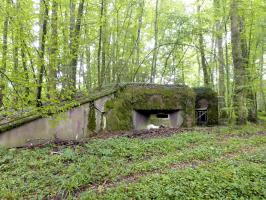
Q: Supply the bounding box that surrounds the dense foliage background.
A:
[0,0,265,124]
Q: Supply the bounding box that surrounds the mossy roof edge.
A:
[0,83,193,134]
[0,89,118,134]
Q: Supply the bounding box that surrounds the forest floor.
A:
[0,123,266,199]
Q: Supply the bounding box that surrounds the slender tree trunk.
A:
[21,46,30,98]
[12,35,18,73]
[224,22,231,115]
[69,0,85,90]
[114,7,119,82]
[199,32,210,87]
[196,51,201,85]
[110,26,116,82]
[97,0,104,87]
[118,6,133,82]
[0,0,9,107]
[259,48,266,113]
[150,0,159,83]
[214,0,225,97]
[210,25,216,88]
[244,19,257,122]
[63,1,75,89]
[12,32,19,104]
[78,53,84,89]
[85,46,91,89]
[214,0,227,121]
[66,0,76,90]
[136,0,144,66]
[197,5,210,87]
[134,0,144,82]
[47,0,58,99]
[230,0,248,124]
[105,36,111,84]
[101,0,107,86]
[36,0,49,107]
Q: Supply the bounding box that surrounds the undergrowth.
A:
[0,124,265,199]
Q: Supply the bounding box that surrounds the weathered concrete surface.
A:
[170,111,184,128]
[94,95,113,132]
[105,84,196,131]
[133,110,149,130]
[0,104,90,148]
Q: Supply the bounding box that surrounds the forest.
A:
[0,0,266,199]
[0,0,265,124]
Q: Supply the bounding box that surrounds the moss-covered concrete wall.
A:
[0,84,219,147]
[194,87,218,125]
[104,84,196,130]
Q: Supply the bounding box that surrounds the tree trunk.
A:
[36,0,49,107]
[196,51,201,85]
[85,46,91,89]
[230,0,248,124]
[259,48,266,113]
[101,0,107,86]
[64,0,75,89]
[244,19,257,122]
[136,0,144,66]
[214,0,225,97]
[69,0,85,90]
[197,5,210,87]
[97,0,104,87]
[224,22,231,116]
[0,0,9,107]
[21,46,30,98]
[12,32,19,104]
[78,53,84,89]
[214,0,227,122]
[134,0,144,82]
[150,0,159,83]
[47,0,58,99]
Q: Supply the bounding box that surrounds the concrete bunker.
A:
[97,84,196,131]
[0,83,219,147]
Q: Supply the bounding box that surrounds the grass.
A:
[0,124,265,199]
[258,111,266,124]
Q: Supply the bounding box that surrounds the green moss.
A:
[87,103,96,131]
[0,114,41,134]
[105,85,196,131]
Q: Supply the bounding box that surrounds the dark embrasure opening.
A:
[133,109,182,130]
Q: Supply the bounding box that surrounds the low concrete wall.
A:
[0,104,90,148]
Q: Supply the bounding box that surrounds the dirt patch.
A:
[18,127,217,149]
[91,127,214,140]
[18,138,88,150]
[18,127,264,150]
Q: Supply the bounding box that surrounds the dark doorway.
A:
[156,113,169,118]
[196,108,208,125]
